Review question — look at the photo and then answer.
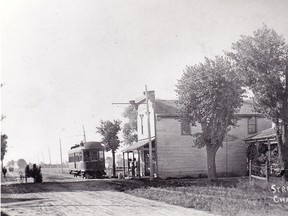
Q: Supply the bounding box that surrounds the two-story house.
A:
[122,90,272,178]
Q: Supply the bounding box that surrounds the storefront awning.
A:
[122,137,155,152]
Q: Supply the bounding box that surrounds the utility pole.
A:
[59,138,63,174]
[82,125,87,142]
[42,152,44,164]
[48,147,52,169]
[145,85,153,181]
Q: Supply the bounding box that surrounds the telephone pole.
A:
[59,138,63,174]
[145,85,153,181]
[48,147,52,168]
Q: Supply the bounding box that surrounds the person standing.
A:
[2,167,7,178]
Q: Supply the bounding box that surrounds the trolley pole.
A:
[145,85,153,181]
[59,138,63,174]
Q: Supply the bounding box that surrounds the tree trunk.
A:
[281,124,288,181]
[276,121,288,181]
[112,150,116,177]
[282,61,288,181]
[206,145,217,180]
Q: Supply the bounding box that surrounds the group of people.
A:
[25,164,43,183]
[128,158,139,177]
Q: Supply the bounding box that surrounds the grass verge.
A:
[113,177,288,216]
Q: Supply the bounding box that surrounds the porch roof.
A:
[122,137,155,152]
[243,127,277,143]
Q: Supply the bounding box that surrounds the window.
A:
[248,116,257,134]
[84,151,91,162]
[90,151,98,161]
[140,114,144,134]
[69,154,74,162]
[99,151,104,161]
[181,121,191,135]
[78,151,83,161]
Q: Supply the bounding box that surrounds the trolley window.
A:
[78,151,83,161]
[69,153,74,162]
[90,150,98,161]
[99,150,104,161]
[84,150,91,162]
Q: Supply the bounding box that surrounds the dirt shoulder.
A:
[1,173,217,216]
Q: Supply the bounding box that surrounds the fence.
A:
[249,160,269,184]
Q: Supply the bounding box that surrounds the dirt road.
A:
[1,172,217,216]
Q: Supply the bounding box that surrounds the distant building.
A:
[123,91,272,178]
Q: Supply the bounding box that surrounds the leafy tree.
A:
[227,25,288,180]
[96,120,121,177]
[176,56,244,180]
[7,160,15,167]
[122,105,138,145]
[17,159,27,169]
[1,134,8,163]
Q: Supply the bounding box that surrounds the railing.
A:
[249,160,269,183]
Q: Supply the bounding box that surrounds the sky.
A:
[1,0,288,165]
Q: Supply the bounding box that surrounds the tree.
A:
[17,159,27,169]
[122,105,138,145]
[227,25,288,180]
[1,134,8,164]
[96,120,121,177]
[176,56,244,180]
[7,160,15,167]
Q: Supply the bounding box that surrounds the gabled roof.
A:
[153,99,258,117]
[154,100,178,116]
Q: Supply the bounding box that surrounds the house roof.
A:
[153,99,257,117]
[154,100,178,116]
[243,127,276,141]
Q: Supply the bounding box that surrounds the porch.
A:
[122,137,157,178]
[244,127,281,177]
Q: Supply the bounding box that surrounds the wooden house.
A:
[122,91,272,178]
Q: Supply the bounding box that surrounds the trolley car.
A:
[68,141,106,178]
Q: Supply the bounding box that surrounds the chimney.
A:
[143,90,155,101]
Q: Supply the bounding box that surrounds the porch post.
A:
[123,152,125,178]
[132,151,135,177]
[138,150,141,178]
[127,152,130,176]
[268,140,271,163]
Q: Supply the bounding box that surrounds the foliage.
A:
[227,24,288,180]
[176,56,244,179]
[1,134,8,162]
[122,105,138,145]
[96,120,121,152]
[6,160,15,167]
[227,24,288,123]
[246,143,258,161]
[17,159,27,169]
[96,120,121,177]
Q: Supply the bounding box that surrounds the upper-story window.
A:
[140,114,144,134]
[181,121,191,135]
[248,116,257,134]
